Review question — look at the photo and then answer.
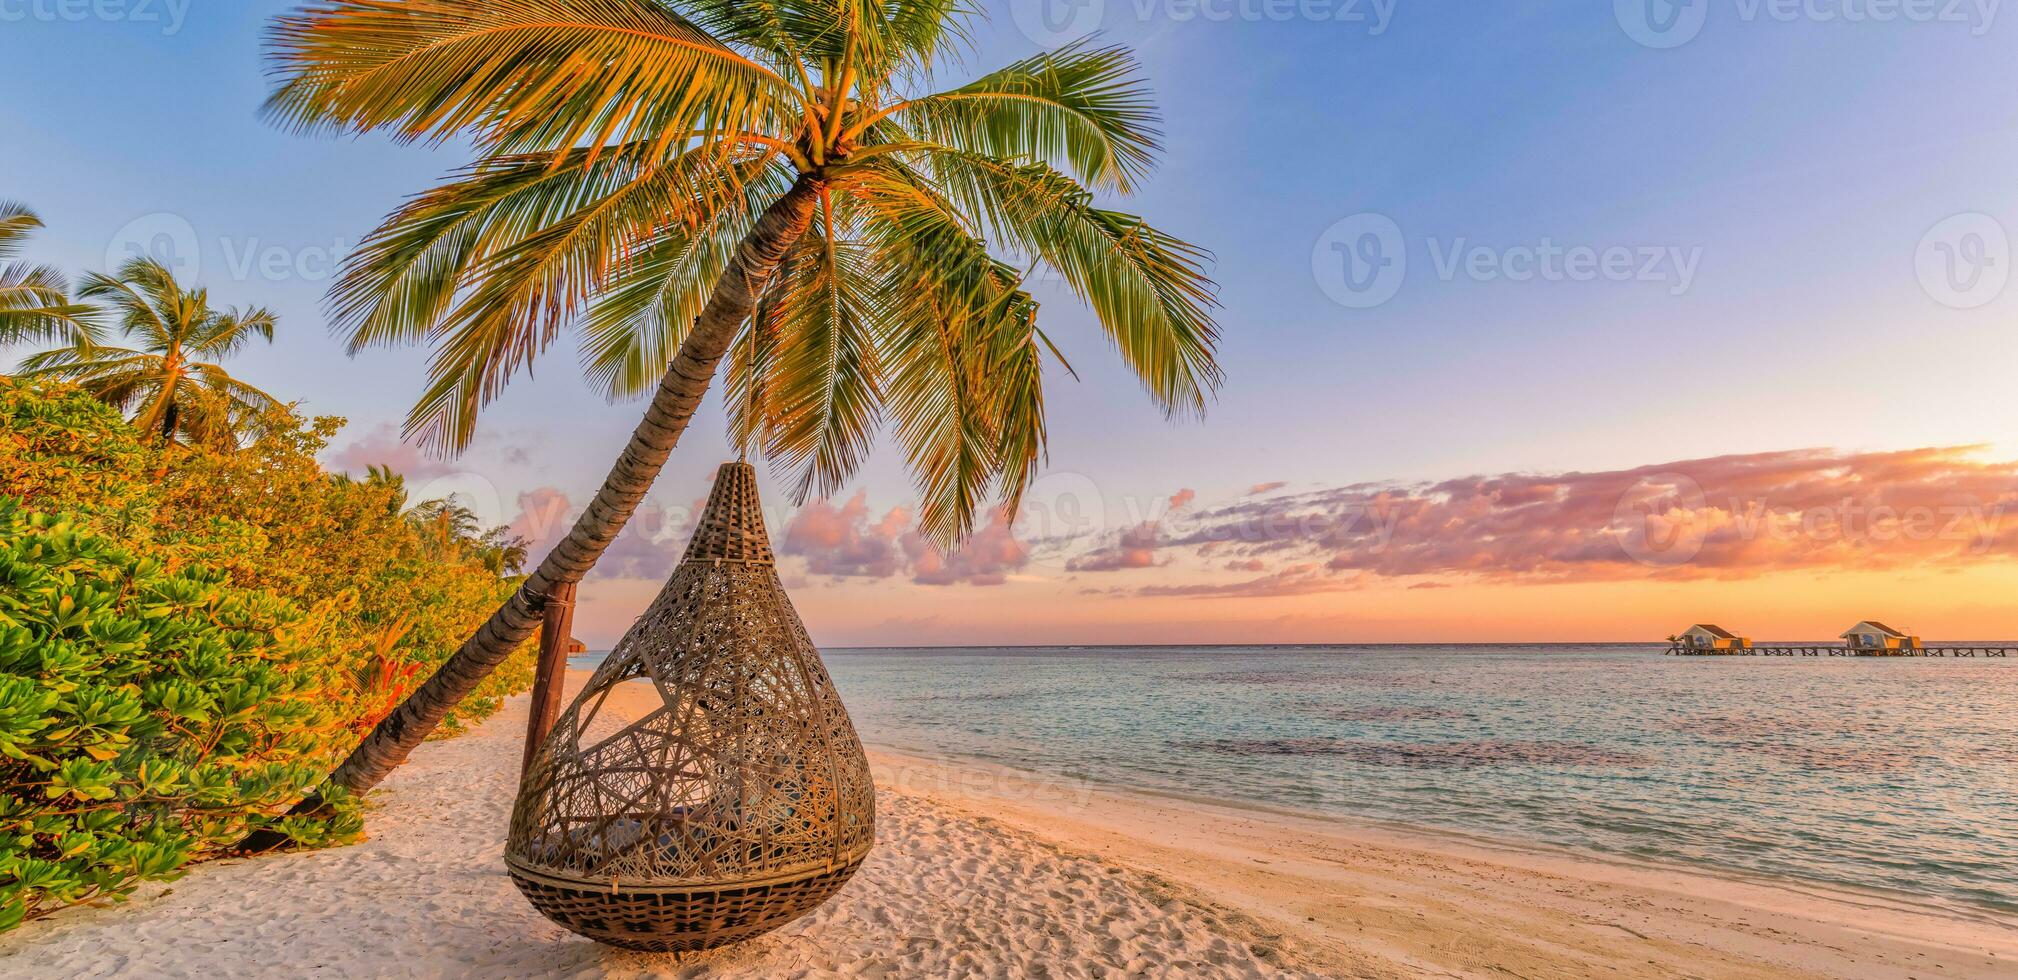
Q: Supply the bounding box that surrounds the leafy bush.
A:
[0,378,536,924]
[0,378,150,518]
[0,505,364,927]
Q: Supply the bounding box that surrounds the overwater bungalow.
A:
[1839,622,1923,654]
[1677,624,1752,652]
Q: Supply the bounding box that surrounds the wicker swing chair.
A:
[507,462,875,952]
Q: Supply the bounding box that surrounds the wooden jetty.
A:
[1668,644,2012,658]
[1667,620,2012,657]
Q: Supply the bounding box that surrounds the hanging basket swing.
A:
[507,462,876,952]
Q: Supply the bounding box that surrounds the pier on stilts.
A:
[1668,622,2014,658]
[1667,645,2014,658]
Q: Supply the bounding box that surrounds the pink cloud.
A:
[1247,482,1288,496]
[772,494,1028,587]
[1138,564,1349,599]
[1066,486,1199,573]
[1068,520,1163,572]
[1148,446,2018,586]
[905,508,1029,586]
[323,422,461,481]
[506,487,698,583]
[781,492,910,579]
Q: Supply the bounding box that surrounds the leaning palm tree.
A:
[0,202,97,345]
[265,0,1220,799]
[23,258,283,448]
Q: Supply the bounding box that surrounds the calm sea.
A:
[574,645,2018,913]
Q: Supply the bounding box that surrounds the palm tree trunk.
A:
[244,176,823,845]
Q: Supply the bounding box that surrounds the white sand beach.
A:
[5,671,2013,979]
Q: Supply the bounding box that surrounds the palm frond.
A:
[890,39,1161,193]
[0,202,44,261]
[731,204,885,502]
[851,169,1048,545]
[395,149,787,452]
[0,265,100,345]
[265,0,802,170]
[78,261,177,344]
[0,203,102,345]
[192,307,280,357]
[331,144,663,355]
[577,157,798,400]
[906,150,1220,417]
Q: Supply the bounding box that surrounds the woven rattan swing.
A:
[507,462,875,952]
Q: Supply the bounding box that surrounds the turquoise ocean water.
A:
[576,645,2018,914]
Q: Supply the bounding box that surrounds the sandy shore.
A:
[5,670,2013,978]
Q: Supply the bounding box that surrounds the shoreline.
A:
[5,672,2012,978]
[863,738,2018,928]
[866,742,2018,977]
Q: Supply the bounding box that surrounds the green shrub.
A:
[0,379,537,927]
[0,504,364,926]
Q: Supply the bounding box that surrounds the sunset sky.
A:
[5,1,2017,644]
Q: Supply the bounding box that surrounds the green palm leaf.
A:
[886,39,1162,193]
[0,202,99,345]
[265,0,804,168]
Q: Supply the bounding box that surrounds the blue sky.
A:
[5,1,2016,642]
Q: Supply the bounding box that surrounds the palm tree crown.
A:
[24,258,284,448]
[0,202,98,346]
[268,0,1221,544]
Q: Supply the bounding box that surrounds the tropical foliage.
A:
[0,379,535,925]
[0,506,364,928]
[22,258,285,448]
[0,203,96,346]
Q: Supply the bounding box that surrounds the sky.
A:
[4,0,2017,645]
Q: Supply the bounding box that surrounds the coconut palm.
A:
[265,0,1221,798]
[23,258,283,448]
[0,202,97,345]
[409,496,532,575]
